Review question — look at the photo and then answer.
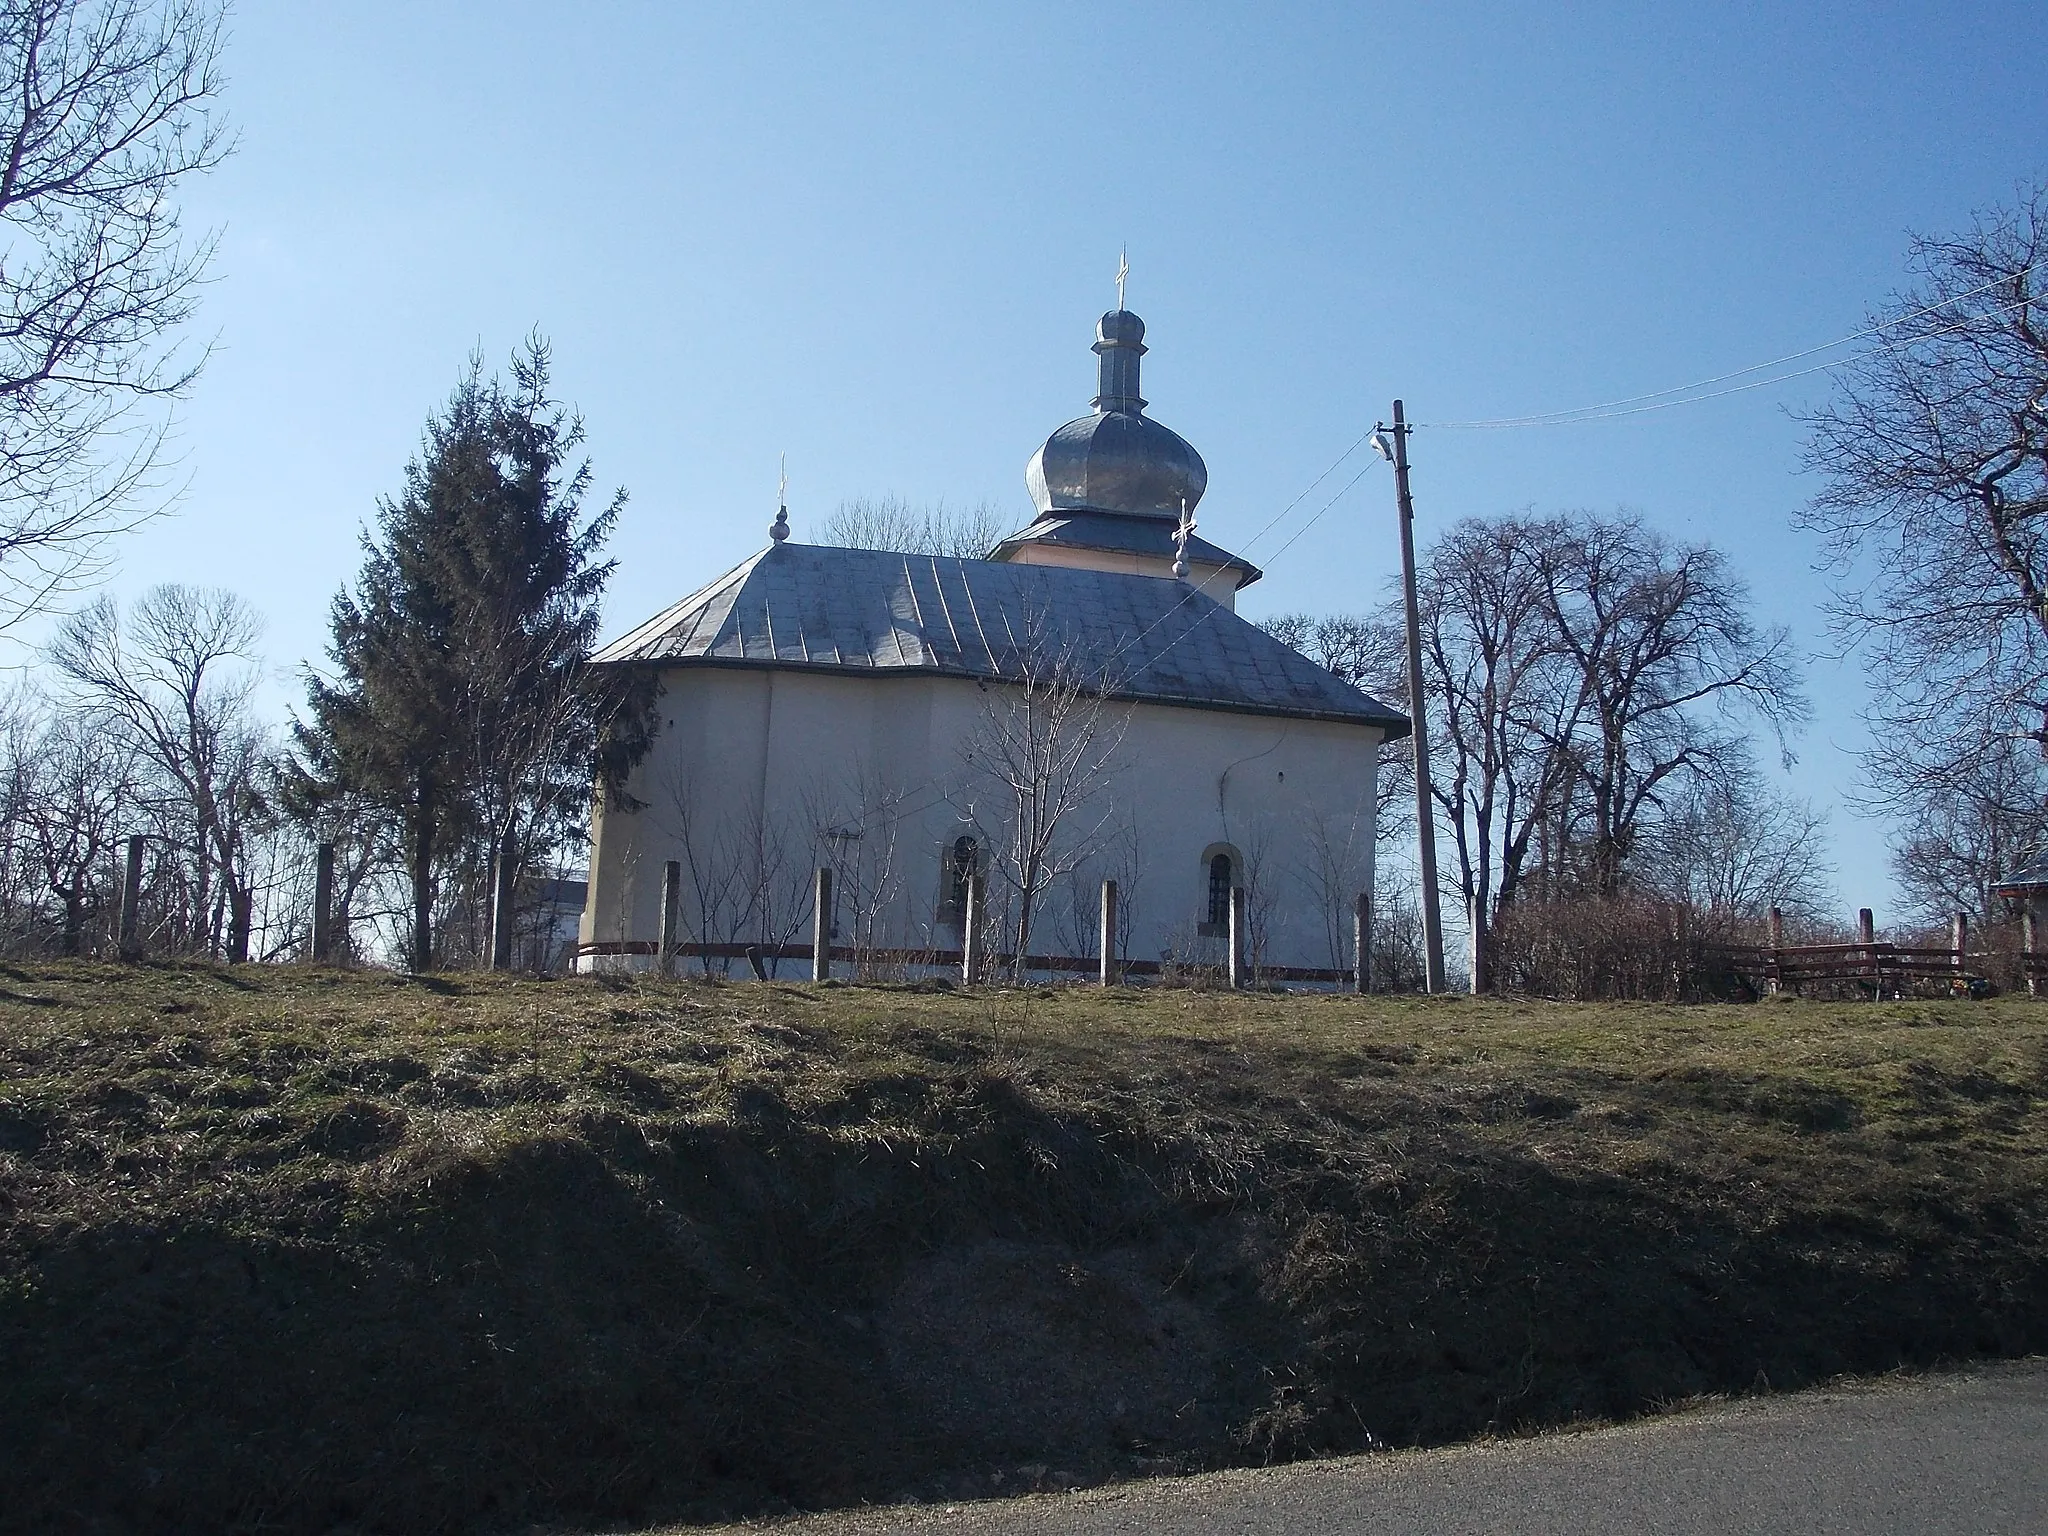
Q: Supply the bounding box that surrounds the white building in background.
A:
[577,307,1408,980]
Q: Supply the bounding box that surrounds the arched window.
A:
[1208,853,1234,927]
[945,835,978,925]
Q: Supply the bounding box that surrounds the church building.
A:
[576,307,1409,981]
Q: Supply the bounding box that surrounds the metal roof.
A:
[990,509,1262,589]
[1992,854,2048,892]
[1023,308,1209,521]
[593,542,1410,735]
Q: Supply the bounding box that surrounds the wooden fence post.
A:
[961,874,982,986]
[118,835,144,962]
[1766,905,1784,994]
[1227,885,1246,990]
[1857,907,1879,997]
[2026,907,2040,997]
[312,842,335,963]
[659,860,682,978]
[1098,879,1117,987]
[1354,891,1372,994]
[812,867,833,982]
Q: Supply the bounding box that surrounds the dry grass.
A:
[2,963,2045,1533]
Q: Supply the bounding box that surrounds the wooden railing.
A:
[1710,940,1987,996]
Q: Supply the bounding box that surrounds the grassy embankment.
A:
[1,962,2045,1534]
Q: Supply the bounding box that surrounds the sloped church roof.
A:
[594,302,1409,736]
[592,542,1409,735]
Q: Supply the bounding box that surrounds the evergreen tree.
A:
[295,338,655,968]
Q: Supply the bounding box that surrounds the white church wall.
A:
[581,664,1382,978]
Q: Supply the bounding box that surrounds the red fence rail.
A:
[1709,940,1987,995]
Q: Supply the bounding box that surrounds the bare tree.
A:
[954,620,1128,980]
[804,765,911,974]
[0,0,230,626]
[1530,512,1806,897]
[15,699,135,952]
[1291,797,1375,974]
[1634,761,1835,925]
[1797,180,2048,892]
[1882,731,2048,925]
[48,583,269,957]
[1410,518,1581,989]
[653,759,747,973]
[1257,610,1414,848]
[818,495,1016,559]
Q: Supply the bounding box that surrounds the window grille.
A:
[1208,853,1233,927]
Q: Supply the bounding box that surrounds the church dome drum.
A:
[1024,308,1208,521]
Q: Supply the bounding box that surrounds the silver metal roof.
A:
[593,542,1409,735]
[1992,854,2048,892]
[1024,309,1208,521]
[991,509,1263,589]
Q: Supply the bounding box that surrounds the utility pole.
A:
[1381,400,1447,992]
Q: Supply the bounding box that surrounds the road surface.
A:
[694,1360,2048,1535]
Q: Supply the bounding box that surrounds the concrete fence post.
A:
[812,867,834,983]
[961,874,983,986]
[1354,892,1372,994]
[1099,879,1117,987]
[1952,911,1969,978]
[659,860,682,978]
[1227,885,1246,990]
[118,835,145,962]
[2025,907,2040,997]
[311,842,335,963]
[1857,907,1875,946]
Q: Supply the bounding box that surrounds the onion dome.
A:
[1024,310,1208,521]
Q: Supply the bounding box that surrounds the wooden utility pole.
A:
[1385,401,1447,992]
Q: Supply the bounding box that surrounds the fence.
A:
[579,868,1372,990]
[1709,905,2008,998]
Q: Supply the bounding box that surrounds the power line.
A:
[1421,262,2043,431]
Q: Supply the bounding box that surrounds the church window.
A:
[1207,853,1233,927]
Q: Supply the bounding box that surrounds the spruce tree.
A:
[296,339,655,968]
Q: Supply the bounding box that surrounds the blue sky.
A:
[64,0,2048,918]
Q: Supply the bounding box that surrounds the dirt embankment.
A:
[2,966,2045,1533]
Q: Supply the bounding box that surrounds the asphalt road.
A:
[700,1360,2048,1535]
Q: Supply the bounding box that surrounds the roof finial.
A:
[1172,496,1194,580]
[770,453,790,543]
[1116,246,1128,311]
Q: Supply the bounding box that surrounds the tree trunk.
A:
[227,887,251,964]
[60,887,83,957]
[411,772,436,971]
[1469,890,1491,994]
